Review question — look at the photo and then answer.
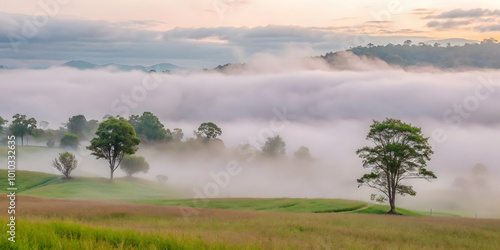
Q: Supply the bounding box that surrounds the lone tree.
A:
[262,135,286,157]
[120,155,150,177]
[196,122,222,142]
[52,152,78,179]
[87,117,141,181]
[356,118,436,214]
[9,114,37,145]
[60,133,79,150]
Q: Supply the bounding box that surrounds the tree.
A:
[156,174,168,184]
[128,112,166,141]
[103,114,114,120]
[52,152,78,179]
[46,130,56,147]
[0,116,7,134]
[39,121,49,129]
[262,135,286,157]
[9,114,37,145]
[120,155,150,177]
[87,117,141,181]
[403,40,412,46]
[356,118,436,214]
[67,115,88,136]
[60,133,79,150]
[196,122,222,142]
[294,146,311,160]
[86,119,99,136]
[172,128,184,142]
[481,37,498,44]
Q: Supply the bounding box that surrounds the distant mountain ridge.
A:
[61,60,187,72]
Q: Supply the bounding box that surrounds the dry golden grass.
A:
[2,195,500,249]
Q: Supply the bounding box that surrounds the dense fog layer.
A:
[1,59,499,217]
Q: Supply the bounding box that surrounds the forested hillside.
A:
[323,38,500,69]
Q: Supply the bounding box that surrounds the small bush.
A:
[52,152,78,179]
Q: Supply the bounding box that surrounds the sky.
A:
[1,0,500,68]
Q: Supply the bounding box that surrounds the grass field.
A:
[0,169,186,199]
[132,198,368,213]
[0,170,422,215]
[0,169,457,217]
[1,196,500,249]
[1,168,498,248]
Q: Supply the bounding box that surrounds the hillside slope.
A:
[0,170,185,199]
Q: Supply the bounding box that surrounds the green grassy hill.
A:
[0,169,185,199]
[0,170,455,216]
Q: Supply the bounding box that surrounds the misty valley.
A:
[1,3,500,248]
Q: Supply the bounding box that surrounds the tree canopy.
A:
[128,112,166,142]
[0,116,7,134]
[196,122,222,142]
[262,135,286,157]
[60,133,79,150]
[67,115,87,136]
[9,114,37,145]
[87,117,141,180]
[294,146,311,160]
[356,118,436,214]
[120,155,150,177]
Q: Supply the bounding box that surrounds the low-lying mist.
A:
[1,56,499,218]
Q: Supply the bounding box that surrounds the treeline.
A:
[0,112,312,160]
[322,38,500,69]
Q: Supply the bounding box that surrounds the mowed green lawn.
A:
[1,196,499,249]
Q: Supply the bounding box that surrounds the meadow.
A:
[0,170,434,216]
[0,170,498,249]
[1,195,500,249]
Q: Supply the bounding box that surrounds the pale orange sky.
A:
[1,0,499,40]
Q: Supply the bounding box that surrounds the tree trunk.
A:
[388,197,397,214]
[388,186,399,214]
[110,168,114,181]
[21,136,24,146]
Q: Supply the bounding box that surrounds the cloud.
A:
[430,8,500,19]
[0,12,432,69]
[0,64,499,125]
[475,24,500,32]
[410,8,435,16]
[426,20,473,30]
[424,8,500,32]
